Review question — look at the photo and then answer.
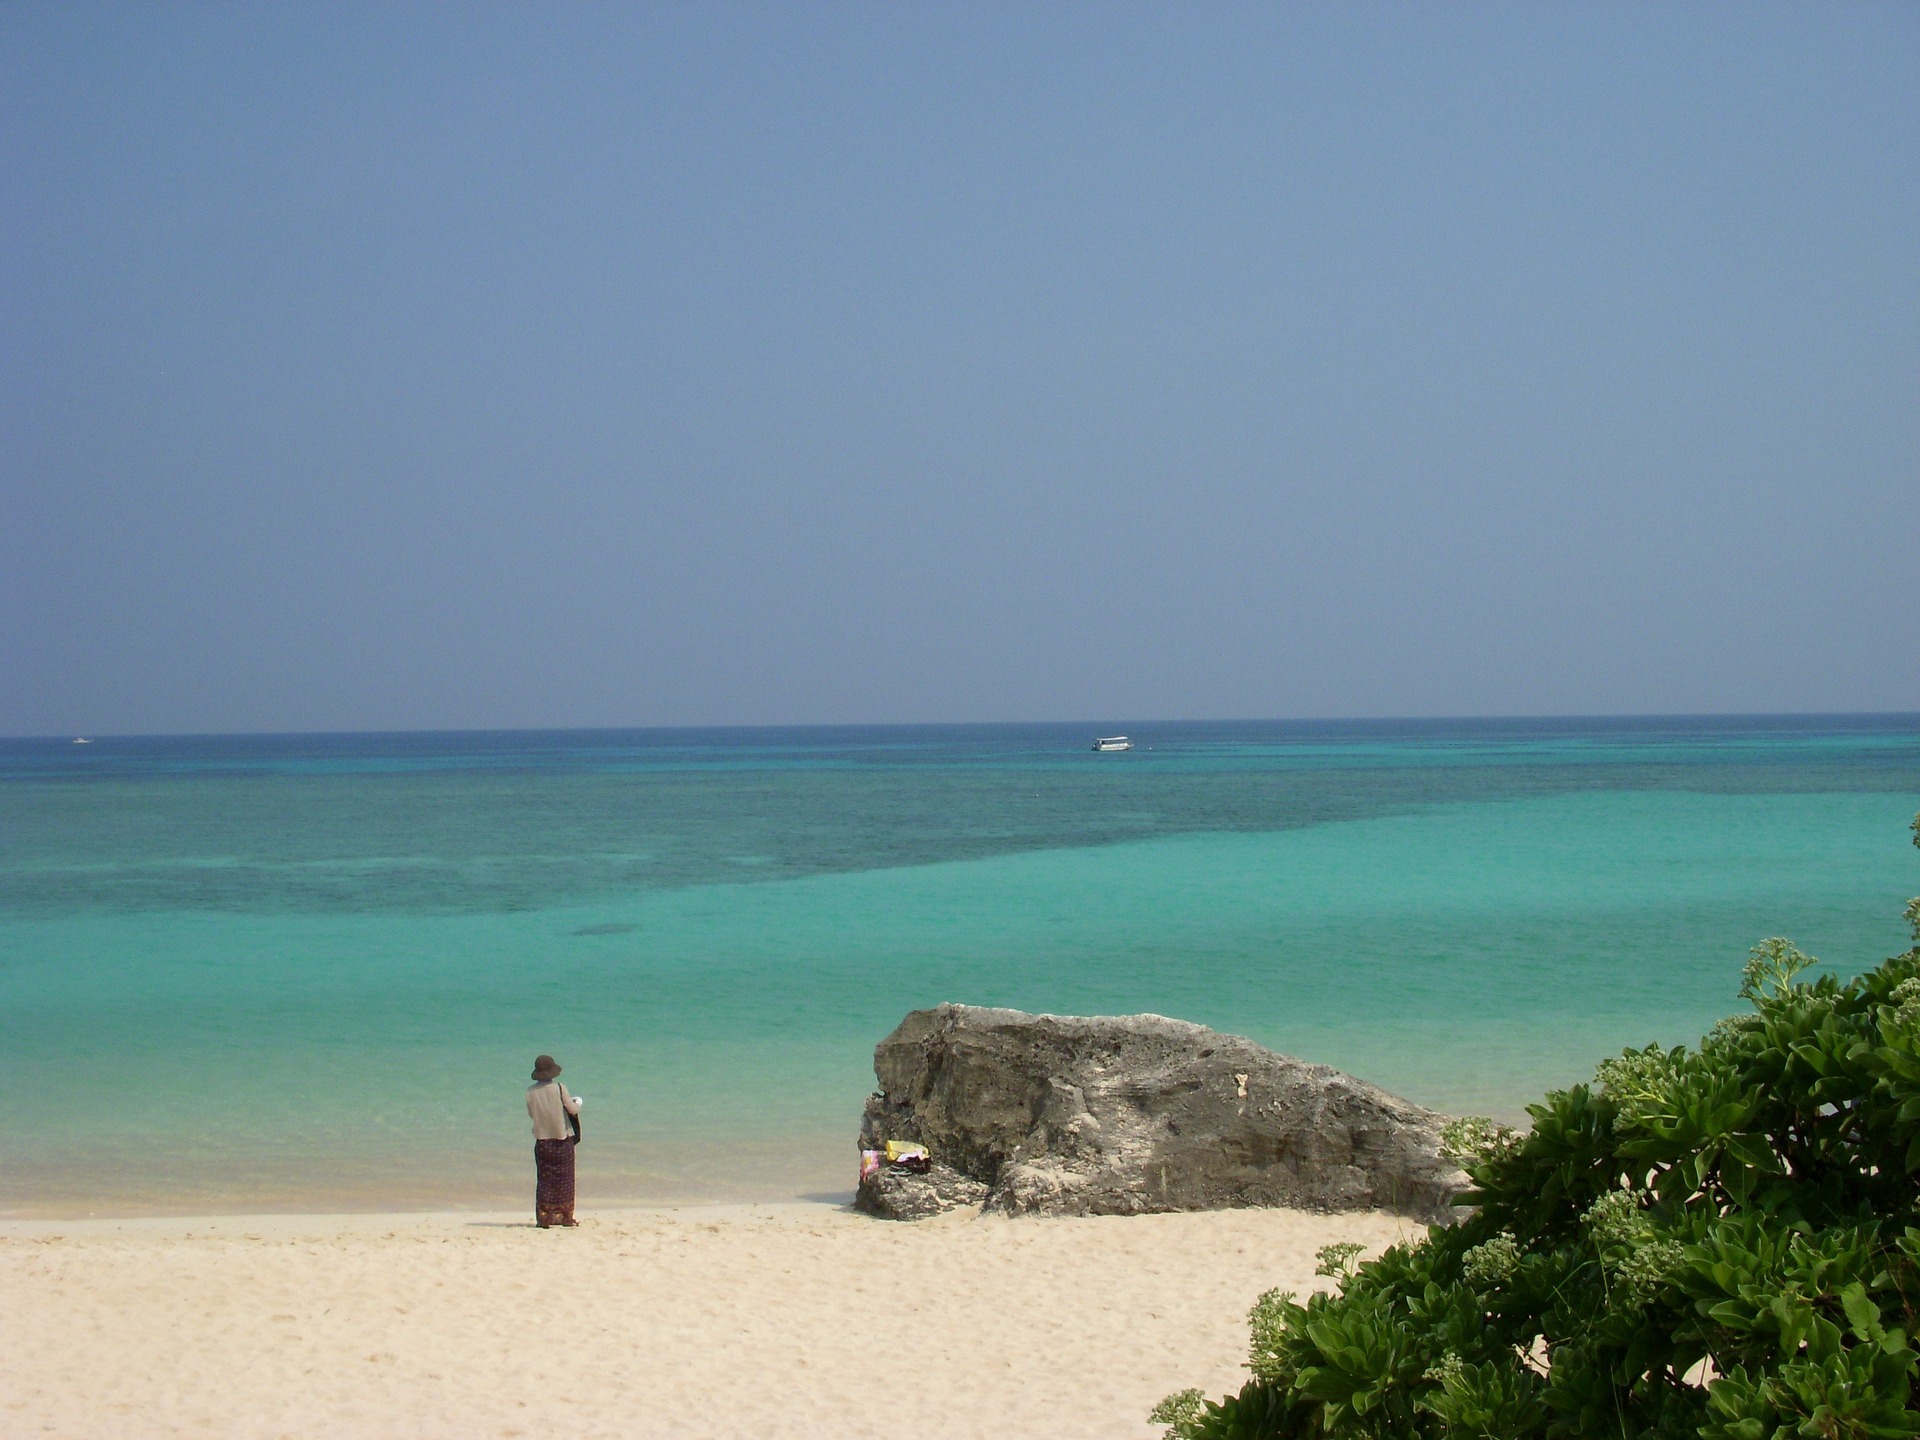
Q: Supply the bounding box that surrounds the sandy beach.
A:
[3,1201,1414,1439]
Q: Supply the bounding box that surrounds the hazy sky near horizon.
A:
[4,5,1916,735]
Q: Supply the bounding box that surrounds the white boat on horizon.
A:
[1091,736,1132,752]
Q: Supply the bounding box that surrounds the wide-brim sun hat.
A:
[531,1054,561,1081]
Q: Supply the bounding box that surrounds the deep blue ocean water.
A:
[3,716,1917,1215]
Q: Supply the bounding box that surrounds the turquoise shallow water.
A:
[2,718,1917,1215]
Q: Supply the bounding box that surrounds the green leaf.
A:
[1841,1282,1886,1343]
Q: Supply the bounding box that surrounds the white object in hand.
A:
[570,1095,584,1108]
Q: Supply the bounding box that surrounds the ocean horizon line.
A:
[10,709,1920,745]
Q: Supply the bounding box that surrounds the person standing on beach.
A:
[526,1054,582,1228]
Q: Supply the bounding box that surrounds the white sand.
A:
[3,1203,1415,1439]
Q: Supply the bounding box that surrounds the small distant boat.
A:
[72,737,91,745]
[1091,736,1132,752]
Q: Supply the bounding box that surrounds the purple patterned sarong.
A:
[534,1137,576,1226]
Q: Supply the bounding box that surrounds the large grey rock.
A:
[855,1005,1465,1222]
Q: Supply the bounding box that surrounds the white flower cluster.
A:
[1584,1190,1682,1302]
[1439,1114,1519,1165]
[1462,1231,1522,1286]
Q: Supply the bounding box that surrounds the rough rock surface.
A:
[856,1162,991,1221]
[855,1005,1465,1223]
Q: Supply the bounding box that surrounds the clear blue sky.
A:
[4,4,1915,734]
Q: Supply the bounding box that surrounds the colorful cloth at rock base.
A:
[534,1137,576,1226]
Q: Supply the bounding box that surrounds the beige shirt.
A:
[526,1080,580,1141]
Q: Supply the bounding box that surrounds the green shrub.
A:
[1156,813,1920,1440]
